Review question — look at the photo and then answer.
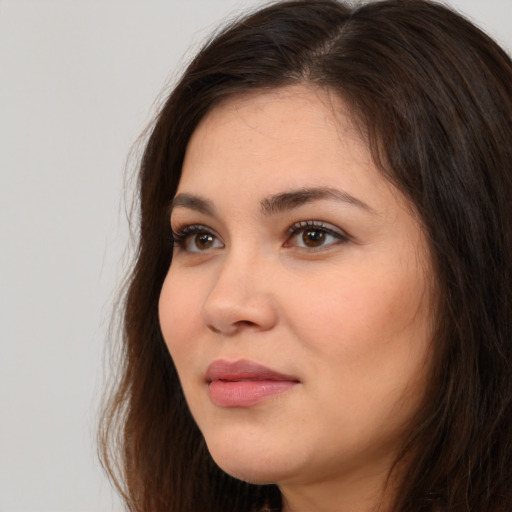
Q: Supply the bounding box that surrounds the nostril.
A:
[206,319,258,335]
[202,292,278,335]
[207,324,221,334]
[235,320,257,328]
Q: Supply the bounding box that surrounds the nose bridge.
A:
[201,242,277,335]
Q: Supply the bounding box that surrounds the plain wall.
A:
[0,1,510,510]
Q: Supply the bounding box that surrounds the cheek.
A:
[158,269,204,367]
[280,257,432,386]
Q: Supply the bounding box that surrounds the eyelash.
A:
[171,221,350,252]
[171,224,217,248]
[285,220,349,246]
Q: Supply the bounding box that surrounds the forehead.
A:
[198,86,359,139]
[179,85,376,187]
[188,86,366,146]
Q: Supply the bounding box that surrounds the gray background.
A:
[1,1,510,510]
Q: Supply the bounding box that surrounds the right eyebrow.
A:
[169,193,216,217]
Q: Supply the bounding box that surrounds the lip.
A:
[205,359,300,408]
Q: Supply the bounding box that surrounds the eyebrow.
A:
[260,187,375,216]
[169,186,375,218]
[169,194,217,217]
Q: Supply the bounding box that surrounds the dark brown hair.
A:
[99,1,512,510]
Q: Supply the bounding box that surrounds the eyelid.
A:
[284,220,350,249]
[286,220,349,238]
[171,223,224,252]
[171,222,209,239]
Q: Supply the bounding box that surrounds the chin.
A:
[204,434,299,485]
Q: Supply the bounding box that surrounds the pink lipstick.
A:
[205,359,299,407]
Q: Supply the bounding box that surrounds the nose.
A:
[201,252,278,336]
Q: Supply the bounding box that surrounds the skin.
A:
[158,85,434,512]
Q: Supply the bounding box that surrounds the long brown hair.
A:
[99,1,512,510]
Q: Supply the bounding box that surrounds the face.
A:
[159,86,434,492]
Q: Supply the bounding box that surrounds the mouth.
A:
[205,359,300,408]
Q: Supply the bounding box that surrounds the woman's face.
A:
[159,86,434,492]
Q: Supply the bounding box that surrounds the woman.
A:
[100,1,512,511]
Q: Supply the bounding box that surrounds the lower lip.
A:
[208,380,297,407]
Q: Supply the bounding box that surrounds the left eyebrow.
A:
[260,186,376,216]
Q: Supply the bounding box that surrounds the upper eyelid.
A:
[170,208,219,230]
[287,220,350,238]
[171,222,213,232]
[171,220,217,234]
[171,224,221,244]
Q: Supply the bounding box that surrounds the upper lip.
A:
[205,359,300,383]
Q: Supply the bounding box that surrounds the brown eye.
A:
[286,221,349,250]
[172,225,223,253]
[302,229,326,247]
[195,233,215,250]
